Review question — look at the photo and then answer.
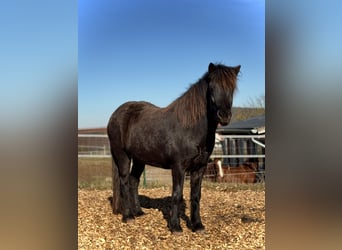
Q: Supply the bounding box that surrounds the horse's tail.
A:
[111,158,122,214]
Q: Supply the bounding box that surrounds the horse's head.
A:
[207,63,240,126]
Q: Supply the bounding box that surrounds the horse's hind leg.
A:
[129,159,145,216]
[111,158,121,214]
[112,150,135,222]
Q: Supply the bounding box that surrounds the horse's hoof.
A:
[192,223,205,233]
[193,228,206,234]
[171,227,183,235]
[134,210,145,217]
[171,230,183,235]
[122,215,135,223]
[169,224,183,234]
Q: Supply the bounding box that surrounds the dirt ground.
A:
[78,186,265,249]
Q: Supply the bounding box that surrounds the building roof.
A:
[78,127,107,134]
[216,115,265,134]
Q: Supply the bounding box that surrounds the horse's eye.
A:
[210,94,215,103]
[209,86,216,103]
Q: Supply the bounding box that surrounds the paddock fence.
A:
[78,134,265,185]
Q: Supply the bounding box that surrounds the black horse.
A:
[107,62,240,233]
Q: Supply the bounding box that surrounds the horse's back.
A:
[107,101,161,149]
[108,101,157,133]
[109,101,157,120]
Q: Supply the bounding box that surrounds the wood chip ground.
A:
[78,187,265,249]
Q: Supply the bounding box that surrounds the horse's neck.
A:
[197,112,218,151]
[206,106,219,152]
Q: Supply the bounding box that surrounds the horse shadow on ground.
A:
[139,195,192,230]
[108,195,192,230]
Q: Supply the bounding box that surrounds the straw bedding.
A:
[78,186,264,249]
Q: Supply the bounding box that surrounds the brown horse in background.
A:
[208,158,258,183]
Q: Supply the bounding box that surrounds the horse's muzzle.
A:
[217,110,231,126]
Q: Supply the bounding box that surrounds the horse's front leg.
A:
[169,165,185,233]
[190,165,206,232]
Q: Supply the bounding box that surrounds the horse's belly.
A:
[129,139,205,169]
[127,119,208,168]
[128,141,170,167]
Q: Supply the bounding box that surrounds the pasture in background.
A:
[78,157,265,192]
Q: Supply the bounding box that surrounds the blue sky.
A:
[0,1,77,131]
[79,0,264,128]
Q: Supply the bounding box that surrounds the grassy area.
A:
[78,157,265,192]
[78,157,112,190]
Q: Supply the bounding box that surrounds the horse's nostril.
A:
[217,110,232,125]
[217,110,226,119]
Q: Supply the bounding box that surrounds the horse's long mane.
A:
[165,64,238,128]
[165,77,208,128]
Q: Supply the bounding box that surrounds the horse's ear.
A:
[233,65,241,75]
[208,62,216,73]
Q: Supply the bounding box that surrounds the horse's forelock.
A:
[209,65,238,92]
